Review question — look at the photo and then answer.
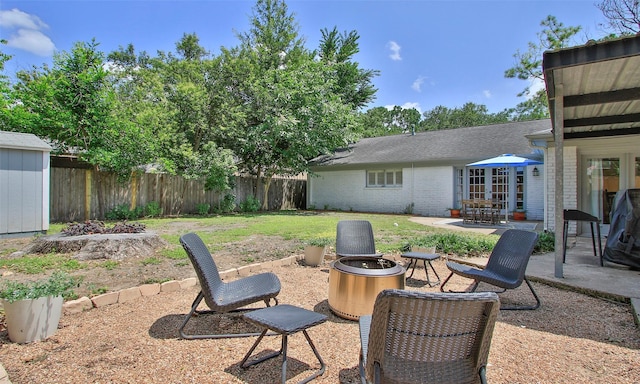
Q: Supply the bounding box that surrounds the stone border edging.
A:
[62,254,307,315]
[62,252,408,316]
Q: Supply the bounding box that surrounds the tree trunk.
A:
[261,175,273,210]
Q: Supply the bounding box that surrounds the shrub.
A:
[219,193,236,213]
[196,203,210,216]
[144,201,162,217]
[408,232,498,257]
[534,230,555,253]
[106,204,143,220]
[403,202,415,214]
[239,196,260,212]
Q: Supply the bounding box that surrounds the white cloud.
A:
[483,90,492,98]
[387,41,402,61]
[0,8,48,30]
[6,29,55,56]
[528,77,546,99]
[0,9,55,57]
[412,76,426,92]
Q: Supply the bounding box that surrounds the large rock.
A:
[23,232,168,261]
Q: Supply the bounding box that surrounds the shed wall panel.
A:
[0,149,8,233]
[0,148,45,234]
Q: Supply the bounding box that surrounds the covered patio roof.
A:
[543,34,640,277]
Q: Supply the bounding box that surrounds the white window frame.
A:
[367,169,402,187]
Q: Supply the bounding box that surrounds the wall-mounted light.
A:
[532,166,540,177]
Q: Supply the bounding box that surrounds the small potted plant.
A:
[513,209,526,221]
[0,271,77,343]
[447,207,461,218]
[304,238,332,267]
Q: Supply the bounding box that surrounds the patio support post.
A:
[553,82,564,278]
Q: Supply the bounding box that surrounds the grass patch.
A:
[162,247,187,260]
[140,257,162,266]
[139,212,437,255]
[0,254,84,274]
[142,278,171,285]
[86,283,109,296]
[39,212,551,268]
[174,261,189,267]
[101,260,119,270]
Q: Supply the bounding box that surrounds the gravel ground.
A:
[0,256,639,384]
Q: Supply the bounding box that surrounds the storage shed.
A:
[0,131,52,238]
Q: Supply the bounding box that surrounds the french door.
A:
[467,168,510,219]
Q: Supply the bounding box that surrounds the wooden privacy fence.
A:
[49,168,306,222]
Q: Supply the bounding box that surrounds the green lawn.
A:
[138,211,501,257]
[3,211,508,275]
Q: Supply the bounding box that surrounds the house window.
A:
[367,169,402,187]
[455,168,464,207]
[515,167,524,210]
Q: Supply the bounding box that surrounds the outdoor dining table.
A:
[462,199,500,225]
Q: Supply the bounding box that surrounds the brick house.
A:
[308,119,549,219]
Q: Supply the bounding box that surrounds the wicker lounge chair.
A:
[335,220,383,258]
[178,232,281,339]
[359,289,500,384]
[440,229,540,310]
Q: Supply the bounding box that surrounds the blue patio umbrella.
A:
[467,154,543,222]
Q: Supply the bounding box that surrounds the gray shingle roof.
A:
[0,131,52,151]
[311,119,550,168]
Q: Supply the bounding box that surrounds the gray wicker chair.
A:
[179,232,281,339]
[359,289,500,384]
[336,220,383,258]
[440,229,540,310]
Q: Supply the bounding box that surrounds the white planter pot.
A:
[304,245,327,267]
[2,295,64,343]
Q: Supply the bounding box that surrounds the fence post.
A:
[130,172,138,211]
[84,170,92,221]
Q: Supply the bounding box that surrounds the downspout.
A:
[411,163,414,213]
[530,139,548,230]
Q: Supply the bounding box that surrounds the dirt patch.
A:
[0,260,638,383]
[0,227,305,298]
[23,232,167,261]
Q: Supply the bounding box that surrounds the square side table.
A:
[401,252,441,286]
[241,304,327,384]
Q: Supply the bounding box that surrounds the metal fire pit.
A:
[328,256,405,320]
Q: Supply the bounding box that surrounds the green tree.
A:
[10,39,155,176]
[420,102,509,131]
[108,35,236,193]
[358,106,392,137]
[217,0,359,209]
[0,40,16,131]
[504,15,581,119]
[317,27,379,109]
[359,106,422,137]
[391,106,421,135]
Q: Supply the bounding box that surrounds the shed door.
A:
[0,149,44,234]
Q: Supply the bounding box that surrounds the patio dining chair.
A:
[440,229,541,310]
[335,220,383,258]
[359,289,500,384]
[178,232,281,339]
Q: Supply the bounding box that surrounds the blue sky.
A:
[1,1,608,114]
